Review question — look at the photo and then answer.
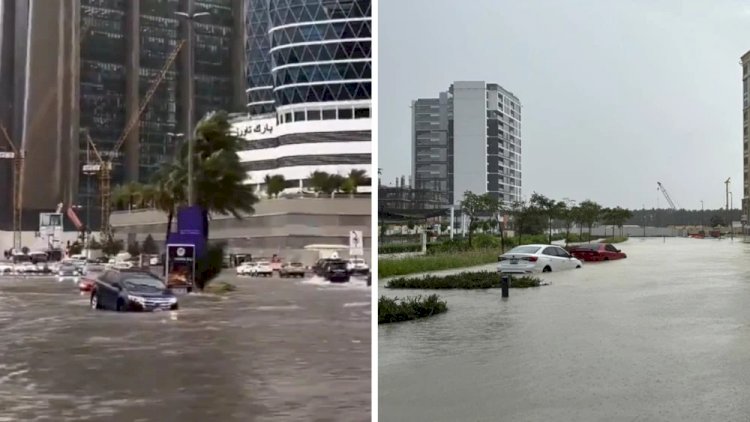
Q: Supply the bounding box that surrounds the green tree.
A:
[460,191,486,246]
[530,193,566,244]
[710,214,725,227]
[87,235,102,250]
[347,169,368,193]
[264,174,286,198]
[578,200,603,241]
[127,241,141,257]
[111,111,258,250]
[341,177,357,195]
[327,174,346,196]
[69,241,83,256]
[600,208,617,238]
[141,234,159,255]
[102,237,124,257]
[309,171,331,196]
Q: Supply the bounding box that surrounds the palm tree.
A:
[114,111,258,243]
[111,181,145,211]
[347,169,368,193]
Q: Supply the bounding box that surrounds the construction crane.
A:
[83,39,186,239]
[657,182,677,210]
[0,126,24,250]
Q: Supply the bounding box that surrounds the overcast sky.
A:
[378,0,750,210]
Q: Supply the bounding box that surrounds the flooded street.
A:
[379,238,750,421]
[0,273,371,421]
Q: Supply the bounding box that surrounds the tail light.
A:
[498,256,507,262]
[522,256,538,262]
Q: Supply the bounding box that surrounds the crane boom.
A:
[85,39,185,237]
[657,182,677,210]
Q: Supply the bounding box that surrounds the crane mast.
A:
[657,182,677,210]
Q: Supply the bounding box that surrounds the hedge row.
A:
[386,271,542,289]
[378,295,448,324]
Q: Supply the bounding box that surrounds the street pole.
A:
[175,4,210,207]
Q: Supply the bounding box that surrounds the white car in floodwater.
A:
[498,244,583,274]
[236,262,257,276]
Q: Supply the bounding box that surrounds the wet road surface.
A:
[0,272,371,421]
[379,238,750,421]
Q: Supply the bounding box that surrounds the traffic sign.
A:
[349,230,364,256]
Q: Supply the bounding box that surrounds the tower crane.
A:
[657,182,678,210]
[83,39,185,239]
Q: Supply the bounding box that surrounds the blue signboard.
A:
[167,206,206,257]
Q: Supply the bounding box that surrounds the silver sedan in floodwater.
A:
[498,244,583,274]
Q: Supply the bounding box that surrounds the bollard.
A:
[501,274,510,298]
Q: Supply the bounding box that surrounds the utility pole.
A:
[175,3,210,207]
[725,178,731,239]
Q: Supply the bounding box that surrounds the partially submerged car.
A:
[279,262,306,278]
[91,268,178,312]
[569,243,627,262]
[498,244,583,274]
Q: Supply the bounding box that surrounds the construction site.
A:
[0,0,245,254]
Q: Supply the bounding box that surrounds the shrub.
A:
[204,281,236,294]
[195,243,226,290]
[141,234,159,255]
[378,294,448,324]
[600,236,628,244]
[379,250,498,278]
[386,271,542,289]
[379,243,422,254]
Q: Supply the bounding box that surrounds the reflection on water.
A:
[380,238,750,421]
[0,273,371,421]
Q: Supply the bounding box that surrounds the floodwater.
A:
[379,238,750,421]
[0,272,371,421]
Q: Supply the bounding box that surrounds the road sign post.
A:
[349,230,364,257]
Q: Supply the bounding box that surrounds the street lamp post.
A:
[175,5,210,207]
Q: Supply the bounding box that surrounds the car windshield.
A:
[257,261,270,266]
[13,255,30,262]
[329,262,347,270]
[291,262,303,267]
[122,275,165,291]
[574,244,600,251]
[507,246,542,254]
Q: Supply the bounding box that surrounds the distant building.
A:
[0,0,246,231]
[234,0,372,192]
[412,81,522,206]
[378,185,448,220]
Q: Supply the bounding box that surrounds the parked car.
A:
[0,261,13,274]
[498,244,583,274]
[57,264,81,283]
[90,268,178,312]
[236,262,257,276]
[253,261,273,277]
[568,243,627,262]
[346,258,369,275]
[322,260,350,283]
[78,273,97,292]
[279,262,306,278]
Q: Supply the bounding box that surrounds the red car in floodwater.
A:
[568,243,627,262]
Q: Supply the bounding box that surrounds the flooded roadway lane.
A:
[0,273,370,421]
[379,238,750,421]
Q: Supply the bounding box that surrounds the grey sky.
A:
[379,0,750,210]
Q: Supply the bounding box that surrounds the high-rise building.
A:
[234,0,372,192]
[0,0,79,231]
[0,0,246,232]
[412,81,522,206]
[742,51,750,217]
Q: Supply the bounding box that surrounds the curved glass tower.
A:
[246,0,372,122]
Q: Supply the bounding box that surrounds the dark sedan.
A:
[323,260,350,283]
[569,243,627,262]
[90,269,178,312]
